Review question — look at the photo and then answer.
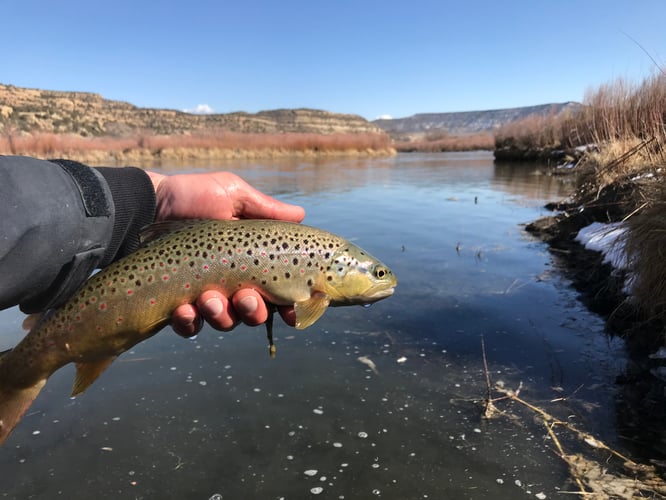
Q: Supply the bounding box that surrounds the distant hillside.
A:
[373,102,581,138]
[0,83,384,137]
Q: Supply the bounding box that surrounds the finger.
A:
[277,306,296,327]
[238,182,305,222]
[172,303,204,338]
[231,288,269,326]
[197,290,237,331]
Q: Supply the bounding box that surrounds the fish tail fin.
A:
[0,376,47,446]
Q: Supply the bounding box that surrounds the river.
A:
[0,152,644,498]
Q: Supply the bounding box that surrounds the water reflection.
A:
[0,152,656,499]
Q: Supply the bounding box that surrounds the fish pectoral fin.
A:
[71,357,117,396]
[294,292,331,330]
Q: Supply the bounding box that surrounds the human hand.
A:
[146,171,305,337]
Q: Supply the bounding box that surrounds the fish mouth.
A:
[364,285,396,303]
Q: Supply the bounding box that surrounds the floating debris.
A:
[357,356,379,375]
[310,487,324,495]
[304,469,318,477]
[396,356,407,364]
[358,431,369,439]
[313,408,324,415]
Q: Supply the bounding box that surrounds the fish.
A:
[0,219,397,445]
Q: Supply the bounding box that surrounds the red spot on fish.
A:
[75,315,81,321]
[149,298,157,305]
[99,303,107,311]
[263,268,269,274]
[220,278,226,284]
[184,283,191,289]
[159,262,165,268]
[236,248,242,254]
[210,254,216,260]
[116,316,123,323]
[222,258,228,264]
[90,296,97,303]
[183,256,189,261]
[300,268,305,274]
[202,264,210,271]
[80,303,86,309]
[172,267,178,272]
[127,289,133,295]
[260,251,267,257]
[240,265,247,271]
[120,278,126,283]
[68,325,74,332]
[162,275,169,281]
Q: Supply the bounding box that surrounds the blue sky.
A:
[3,1,665,120]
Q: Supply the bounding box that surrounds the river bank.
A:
[35,145,397,166]
[0,130,396,165]
[508,143,666,463]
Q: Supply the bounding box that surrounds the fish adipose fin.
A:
[294,292,331,330]
[0,354,47,445]
[72,357,117,396]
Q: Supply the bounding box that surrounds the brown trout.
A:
[0,219,396,445]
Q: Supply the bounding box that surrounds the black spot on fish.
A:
[293,258,299,265]
[282,242,289,249]
[285,272,291,279]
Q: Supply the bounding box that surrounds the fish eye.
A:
[374,266,387,279]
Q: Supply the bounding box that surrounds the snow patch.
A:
[575,222,628,270]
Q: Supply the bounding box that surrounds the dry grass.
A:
[495,72,666,166]
[0,130,393,160]
[394,132,494,152]
[623,182,666,331]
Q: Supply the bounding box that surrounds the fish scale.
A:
[0,219,397,445]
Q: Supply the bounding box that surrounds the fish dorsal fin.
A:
[139,219,209,245]
[71,357,117,396]
[294,292,331,330]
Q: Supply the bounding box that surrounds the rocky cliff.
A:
[0,83,383,137]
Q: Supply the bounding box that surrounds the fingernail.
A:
[202,297,224,317]
[237,295,258,315]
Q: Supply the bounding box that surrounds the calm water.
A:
[0,152,634,498]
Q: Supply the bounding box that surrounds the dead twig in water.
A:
[480,336,666,497]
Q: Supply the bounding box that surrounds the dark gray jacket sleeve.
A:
[0,156,156,313]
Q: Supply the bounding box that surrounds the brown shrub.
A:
[394,133,494,152]
[0,130,392,157]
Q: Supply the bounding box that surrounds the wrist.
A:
[146,171,166,193]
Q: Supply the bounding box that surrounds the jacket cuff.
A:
[95,167,157,265]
